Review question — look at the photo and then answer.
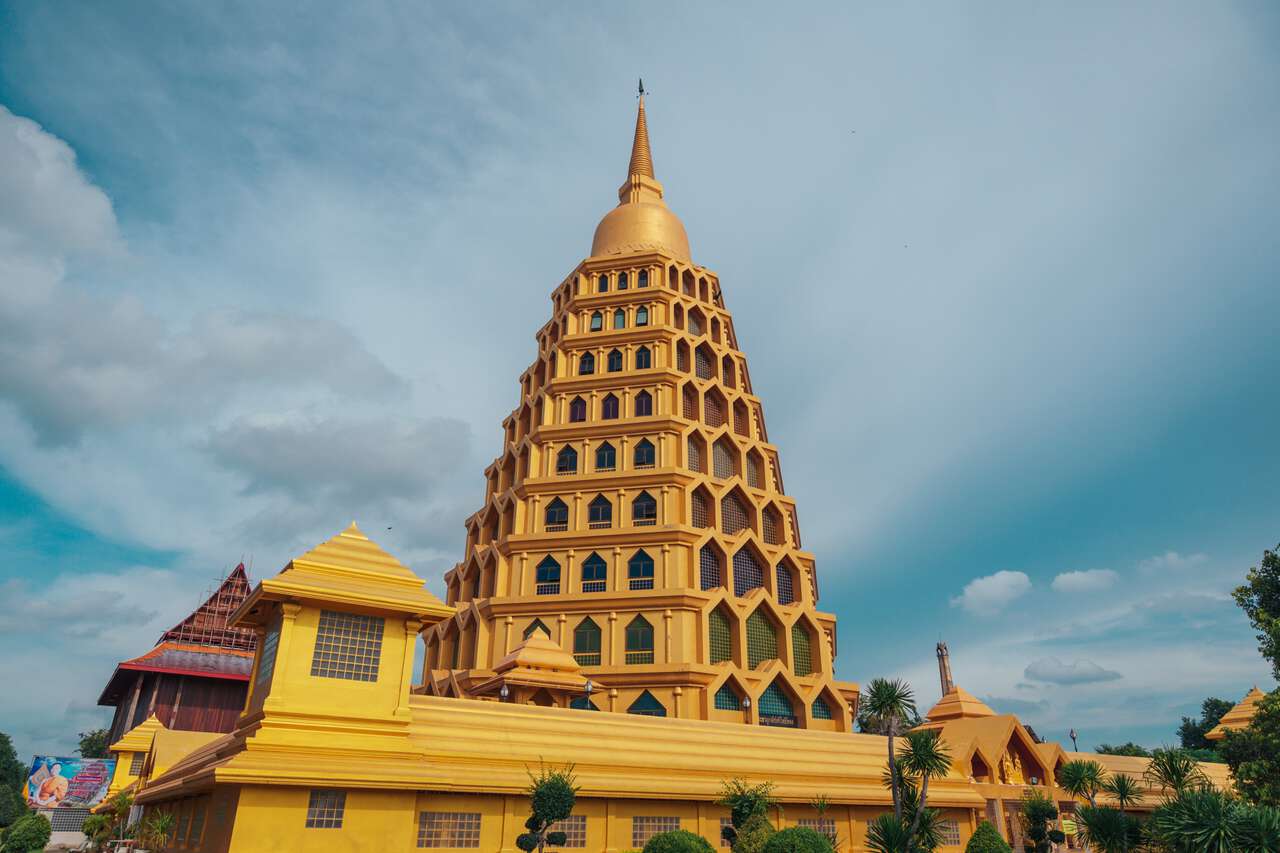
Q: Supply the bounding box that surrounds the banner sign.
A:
[25,756,116,809]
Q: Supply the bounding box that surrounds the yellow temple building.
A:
[113,95,1237,852]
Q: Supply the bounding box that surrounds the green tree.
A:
[1,812,50,853]
[1148,787,1239,852]
[80,813,112,849]
[898,729,951,843]
[1018,791,1061,853]
[0,787,25,831]
[862,679,918,824]
[1058,760,1105,807]
[716,779,776,853]
[963,821,1010,853]
[76,729,110,759]
[516,764,578,853]
[1221,689,1280,807]
[1234,543,1280,679]
[1100,773,1143,814]
[0,733,24,792]
[1094,742,1151,758]
[643,830,716,853]
[1144,747,1209,794]
[1075,806,1140,853]
[759,827,832,853]
[1178,697,1233,755]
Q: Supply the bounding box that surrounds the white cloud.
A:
[1052,569,1119,593]
[1024,657,1123,685]
[950,570,1032,615]
[1138,551,1210,575]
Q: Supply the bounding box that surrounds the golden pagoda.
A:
[419,91,860,729]
[1205,686,1266,741]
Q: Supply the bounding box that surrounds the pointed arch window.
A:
[598,274,609,293]
[590,311,603,332]
[714,682,740,711]
[759,682,797,727]
[628,549,655,589]
[636,306,649,326]
[638,270,649,288]
[602,394,620,420]
[722,493,750,535]
[746,611,778,669]
[775,562,795,604]
[812,697,834,720]
[556,445,578,474]
[628,690,665,716]
[535,557,561,596]
[635,346,652,370]
[607,349,623,372]
[708,608,732,662]
[632,492,657,527]
[588,495,612,528]
[613,309,626,330]
[688,312,703,335]
[706,393,726,428]
[746,454,763,488]
[618,271,629,290]
[573,618,602,666]
[581,552,608,593]
[733,548,765,597]
[791,624,813,676]
[676,342,689,372]
[634,390,653,417]
[634,438,655,469]
[579,352,595,375]
[595,442,616,471]
[544,498,569,532]
[569,397,587,423]
[625,617,654,664]
[524,618,552,640]
[699,545,722,590]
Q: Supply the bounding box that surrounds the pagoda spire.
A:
[628,80,655,179]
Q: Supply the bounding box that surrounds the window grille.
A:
[711,604,732,666]
[636,305,649,325]
[602,395,619,419]
[607,349,623,372]
[775,563,795,604]
[311,611,383,682]
[255,624,280,689]
[579,352,595,375]
[734,404,750,437]
[632,493,657,527]
[628,549,655,589]
[687,437,704,473]
[636,346,652,369]
[625,617,654,664]
[689,313,703,335]
[763,511,780,545]
[618,272,628,289]
[628,691,667,717]
[746,455,762,488]
[634,439,655,469]
[714,683,739,710]
[632,816,680,848]
[569,398,586,422]
[545,499,569,532]
[574,618,601,666]
[713,441,734,479]
[722,494,749,535]
[635,391,653,417]
[692,492,711,530]
[682,386,697,419]
[536,557,561,595]
[557,446,578,474]
[614,309,626,329]
[695,347,712,379]
[418,811,482,848]
[581,553,607,593]
[746,611,777,668]
[570,696,599,711]
[798,819,836,840]
[588,496,612,528]
[706,395,726,428]
[791,624,813,676]
[758,683,796,727]
[733,549,765,596]
[129,752,145,775]
[677,345,689,372]
[938,820,961,847]
[812,698,834,720]
[47,808,91,832]
[598,275,609,293]
[551,815,587,848]
[694,549,723,600]
[305,790,346,828]
[595,442,616,471]
[722,357,736,388]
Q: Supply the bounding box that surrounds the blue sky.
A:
[1,2,1278,758]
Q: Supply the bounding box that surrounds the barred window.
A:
[129,752,145,775]
[763,509,781,545]
[635,390,653,417]
[712,440,735,479]
[628,549,655,589]
[632,493,657,527]
[628,690,667,717]
[581,553,608,593]
[938,819,961,847]
[775,563,794,604]
[614,309,626,329]
[636,346,652,369]
[699,545,722,590]
[734,402,750,437]
[47,808,91,832]
[636,305,649,326]
[791,624,813,676]
[714,683,739,711]
[305,790,346,828]
[746,611,778,669]
[625,616,654,664]
[579,352,595,375]
[638,270,649,287]
[607,349,623,372]
[722,494,749,535]
[598,275,609,293]
[632,816,680,848]
[692,491,712,530]
[545,498,569,532]
[677,344,689,372]
[634,439,656,469]
[573,618,601,666]
[688,312,703,335]
[733,548,764,596]
[602,394,620,419]
[682,386,697,419]
[256,624,280,689]
[709,608,732,664]
[722,356,737,388]
[687,437,704,473]
[569,397,587,423]
[311,611,383,682]
[570,696,599,711]
[588,495,612,528]
[812,697,835,720]
[759,683,796,727]
[551,814,587,848]
[746,454,763,489]
[705,394,726,428]
[798,819,836,840]
[536,557,561,595]
[418,811,482,848]
[618,271,629,290]
[557,445,578,474]
[595,442,616,471]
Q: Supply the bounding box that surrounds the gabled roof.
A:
[919,686,997,726]
[1206,686,1266,741]
[109,714,166,754]
[473,630,588,696]
[159,563,257,652]
[98,642,255,705]
[928,714,1052,784]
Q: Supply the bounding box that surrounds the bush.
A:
[0,787,25,830]
[760,826,832,853]
[643,829,716,853]
[733,815,776,853]
[2,812,51,853]
[964,820,1011,853]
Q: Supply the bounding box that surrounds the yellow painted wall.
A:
[224,786,418,853]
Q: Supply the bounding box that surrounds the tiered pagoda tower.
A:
[421,94,860,729]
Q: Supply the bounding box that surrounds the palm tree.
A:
[1059,759,1106,807]
[1101,773,1144,813]
[898,729,952,842]
[140,812,175,853]
[1145,747,1209,795]
[1077,806,1138,853]
[1148,787,1235,852]
[863,678,917,823]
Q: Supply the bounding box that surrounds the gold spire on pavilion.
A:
[628,84,655,179]
[1206,686,1266,741]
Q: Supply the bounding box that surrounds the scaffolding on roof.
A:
[157,563,258,652]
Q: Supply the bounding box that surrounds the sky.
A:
[1,1,1278,759]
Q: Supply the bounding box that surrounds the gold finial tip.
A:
[342,521,367,538]
[627,90,654,179]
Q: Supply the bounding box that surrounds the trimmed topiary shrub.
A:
[733,814,776,853]
[761,826,832,853]
[964,820,1011,853]
[2,812,51,853]
[642,829,716,853]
